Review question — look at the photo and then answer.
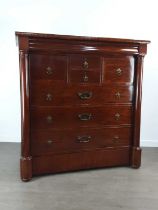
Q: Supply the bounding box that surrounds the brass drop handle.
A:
[113,135,119,143]
[115,113,120,120]
[46,66,53,75]
[116,68,122,76]
[77,135,91,143]
[115,92,121,99]
[83,60,88,69]
[78,113,92,121]
[78,91,92,100]
[46,93,53,101]
[47,139,53,144]
[46,115,53,123]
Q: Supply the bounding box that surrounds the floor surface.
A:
[0,143,158,210]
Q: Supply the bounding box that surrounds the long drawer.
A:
[32,147,131,175]
[30,82,133,106]
[30,105,132,129]
[31,127,132,155]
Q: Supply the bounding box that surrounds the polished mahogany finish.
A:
[30,105,132,129]
[31,82,133,105]
[32,147,130,175]
[31,127,132,155]
[16,31,150,181]
[103,56,134,84]
[30,54,67,81]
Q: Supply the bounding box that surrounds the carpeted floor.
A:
[0,143,158,210]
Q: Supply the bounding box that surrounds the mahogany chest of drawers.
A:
[16,32,150,181]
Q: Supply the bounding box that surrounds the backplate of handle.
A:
[46,66,53,75]
[78,91,92,100]
[115,113,120,120]
[47,139,53,144]
[83,60,88,69]
[116,68,122,76]
[113,135,119,143]
[77,135,91,143]
[46,115,53,123]
[78,113,92,121]
[46,93,53,101]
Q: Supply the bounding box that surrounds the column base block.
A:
[131,147,142,168]
[20,156,32,181]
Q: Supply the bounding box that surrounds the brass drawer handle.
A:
[46,66,53,75]
[46,115,53,123]
[78,91,92,100]
[115,92,121,99]
[46,93,53,101]
[77,135,91,143]
[113,135,119,143]
[78,113,92,121]
[47,139,53,144]
[115,113,120,120]
[116,68,122,76]
[83,60,88,69]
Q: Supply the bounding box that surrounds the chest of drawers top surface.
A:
[16,32,149,181]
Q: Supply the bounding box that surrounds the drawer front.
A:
[69,54,101,84]
[32,147,130,175]
[31,105,132,129]
[69,70,100,83]
[29,54,67,81]
[103,56,134,84]
[69,55,101,70]
[31,82,133,106]
[31,127,132,155]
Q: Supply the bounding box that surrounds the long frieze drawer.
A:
[103,56,134,84]
[31,127,132,155]
[69,55,101,70]
[31,82,133,106]
[30,105,132,129]
[32,147,130,175]
[29,54,67,80]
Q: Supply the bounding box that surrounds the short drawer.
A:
[30,105,132,129]
[31,127,132,155]
[103,56,134,84]
[29,54,67,81]
[69,70,100,83]
[69,55,101,71]
[30,82,133,106]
